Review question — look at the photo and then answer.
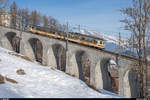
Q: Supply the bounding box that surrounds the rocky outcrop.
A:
[16,69,26,75]
[0,74,5,84]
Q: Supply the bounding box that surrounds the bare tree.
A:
[121,0,150,97]
[22,8,30,28]
[0,0,10,26]
[0,0,9,12]
[18,8,30,30]
[47,16,60,32]
[116,32,124,54]
[29,10,41,26]
[10,1,18,29]
[42,15,48,28]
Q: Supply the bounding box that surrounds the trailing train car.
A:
[28,25,105,49]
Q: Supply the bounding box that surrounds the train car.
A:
[68,32,105,49]
[28,25,105,49]
[28,25,61,39]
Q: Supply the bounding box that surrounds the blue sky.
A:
[12,0,132,38]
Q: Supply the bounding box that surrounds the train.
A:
[27,25,106,49]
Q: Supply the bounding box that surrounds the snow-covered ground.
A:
[0,47,123,98]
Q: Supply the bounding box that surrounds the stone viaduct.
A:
[0,26,140,98]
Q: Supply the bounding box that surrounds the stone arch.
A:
[75,50,91,85]
[108,59,119,94]
[128,69,140,98]
[100,58,112,91]
[123,69,140,98]
[28,38,43,64]
[100,58,119,93]
[0,36,13,50]
[52,44,66,72]
[5,32,20,53]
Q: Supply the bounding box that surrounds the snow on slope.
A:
[0,47,123,98]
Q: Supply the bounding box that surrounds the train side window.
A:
[71,35,74,38]
[93,40,96,44]
[82,37,85,40]
[85,38,89,41]
[92,40,96,43]
[69,35,72,38]
[92,40,95,43]
[74,35,77,38]
[88,39,91,42]
[96,40,98,44]
[94,40,97,44]
[96,40,97,44]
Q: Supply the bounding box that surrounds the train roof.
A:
[30,25,105,41]
[69,32,105,41]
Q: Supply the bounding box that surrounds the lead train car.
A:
[67,32,105,49]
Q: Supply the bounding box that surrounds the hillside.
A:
[0,47,122,98]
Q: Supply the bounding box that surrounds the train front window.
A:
[100,41,102,44]
[85,38,89,41]
[103,41,105,45]
[82,37,85,40]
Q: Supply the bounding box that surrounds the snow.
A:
[109,59,117,65]
[108,59,118,69]
[0,47,123,98]
[147,55,150,61]
[98,89,123,98]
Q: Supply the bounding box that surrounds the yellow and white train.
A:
[28,25,105,49]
